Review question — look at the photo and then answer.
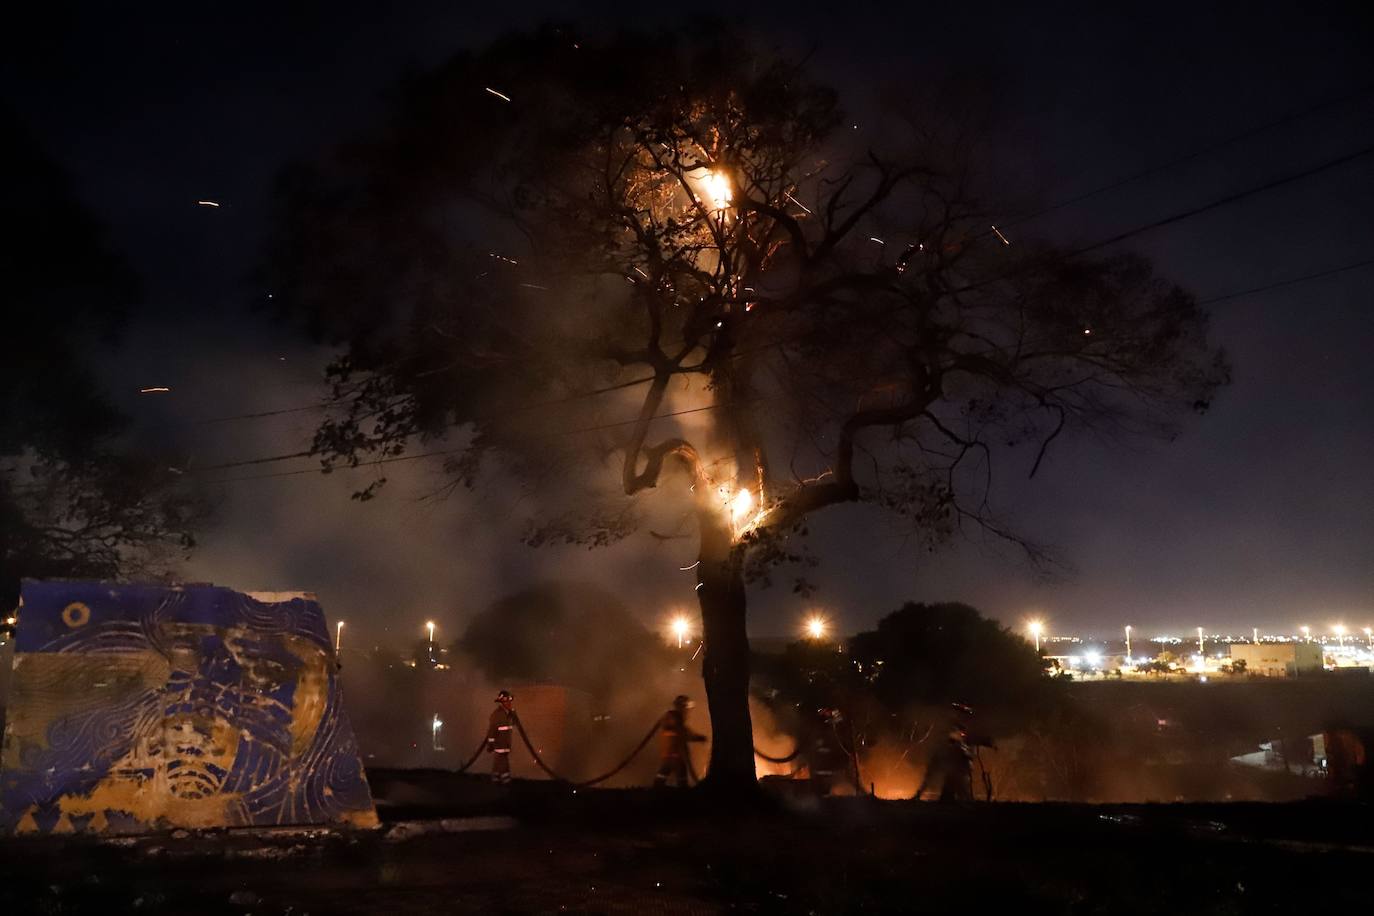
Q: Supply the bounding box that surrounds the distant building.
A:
[1228,642,1323,676]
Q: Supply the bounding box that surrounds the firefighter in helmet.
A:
[485,690,516,784]
[916,702,992,801]
[655,695,706,787]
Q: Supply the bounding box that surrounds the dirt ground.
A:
[2,771,1371,914]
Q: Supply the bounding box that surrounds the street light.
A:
[1028,620,1044,654]
[431,714,444,751]
[1124,625,1132,661]
[1301,625,1310,643]
[671,616,690,650]
[1197,627,1204,656]
[804,615,828,641]
[1365,627,1372,649]
[1333,624,1346,648]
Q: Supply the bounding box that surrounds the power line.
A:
[206,400,737,483]
[1000,82,1374,233]
[1061,142,1374,261]
[1198,255,1374,306]
[172,86,1373,430]
[207,251,1374,486]
[949,138,1374,297]
[197,134,1374,475]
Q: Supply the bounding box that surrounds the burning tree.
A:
[267,28,1228,793]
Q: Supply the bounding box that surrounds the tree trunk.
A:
[695,514,757,795]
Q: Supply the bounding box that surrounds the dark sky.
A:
[6,1,1372,646]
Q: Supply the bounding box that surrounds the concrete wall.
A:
[0,581,377,835]
[1229,642,1324,676]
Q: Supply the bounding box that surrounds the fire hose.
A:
[454,734,492,774]
[753,744,802,764]
[511,713,665,788]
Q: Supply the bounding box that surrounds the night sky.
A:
[7,2,1372,646]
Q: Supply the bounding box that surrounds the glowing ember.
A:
[703,171,732,211]
[730,487,754,523]
[670,616,690,649]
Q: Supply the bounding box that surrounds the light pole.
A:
[1333,624,1346,648]
[1365,627,1372,649]
[671,616,689,650]
[426,620,436,663]
[1028,620,1044,654]
[1197,626,1204,656]
[1301,625,1310,643]
[1252,627,1258,644]
[1124,625,1132,661]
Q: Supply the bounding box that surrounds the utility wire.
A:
[998,82,1374,233]
[1197,256,1374,306]
[200,247,1374,486]
[200,137,1374,479]
[168,85,1374,430]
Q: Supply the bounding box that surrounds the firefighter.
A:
[485,690,516,784]
[916,703,991,801]
[655,695,706,787]
[807,707,849,797]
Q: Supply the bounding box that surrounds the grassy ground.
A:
[2,772,1371,914]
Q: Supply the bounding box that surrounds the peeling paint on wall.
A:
[0,581,377,834]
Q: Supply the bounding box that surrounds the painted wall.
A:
[0,581,377,835]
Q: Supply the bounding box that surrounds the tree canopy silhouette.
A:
[0,113,202,607]
[266,26,1228,792]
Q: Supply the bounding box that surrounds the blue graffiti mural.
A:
[0,581,376,834]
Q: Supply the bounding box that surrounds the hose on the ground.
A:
[511,712,664,788]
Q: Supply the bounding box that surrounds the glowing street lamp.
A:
[804,615,828,641]
[431,714,444,751]
[1124,625,1132,661]
[1333,624,1346,648]
[426,620,437,663]
[1027,620,1044,654]
[1365,627,1372,649]
[1301,625,1311,643]
[1197,627,1205,656]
